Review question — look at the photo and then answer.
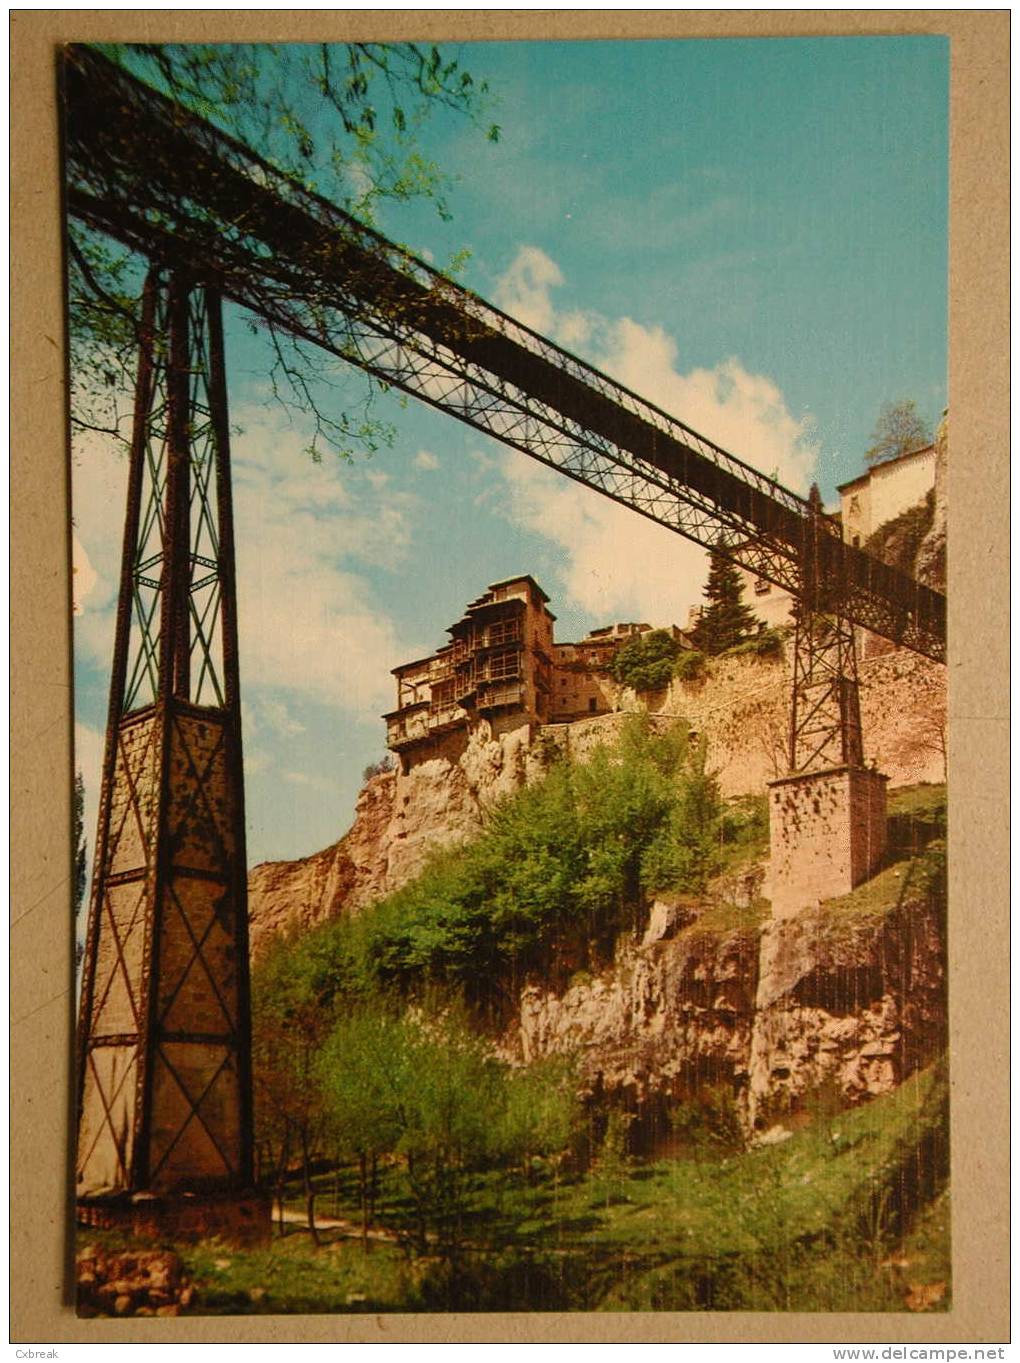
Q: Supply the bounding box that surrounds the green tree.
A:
[318,1002,576,1260]
[608,628,682,691]
[864,399,933,468]
[355,715,723,997]
[251,936,334,1240]
[689,548,760,655]
[317,1006,407,1249]
[640,734,722,895]
[67,41,498,459]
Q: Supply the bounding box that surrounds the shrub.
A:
[362,754,396,783]
[718,793,769,851]
[865,488,936,575]
[673,649,707,682]
[669,1084,744,1159]
[639,734,721,896]
[591,1109,635,1205]
[723,627,785,661]
[608,629,681,691]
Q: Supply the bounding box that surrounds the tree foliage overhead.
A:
[688,548,760,656]
[864,399,933,468]
[67,41,499,458]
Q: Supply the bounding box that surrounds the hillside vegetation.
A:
[218,722,952,1313]
[94,1063,949,1313]
[256,717,727,1018]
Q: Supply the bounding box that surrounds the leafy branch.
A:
[68,41,498,458]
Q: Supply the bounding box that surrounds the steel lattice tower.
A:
[767,486,887,918]
[75,271,265,1239]
[786,486,865,774]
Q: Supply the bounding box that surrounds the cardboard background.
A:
[10,9,1009,1344]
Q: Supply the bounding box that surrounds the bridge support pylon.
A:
[75,270,268,1244]
[767,489,888,919]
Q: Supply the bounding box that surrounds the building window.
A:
[852,535,861,548]
[486,618,520,648]
[431,680,454,709]
[588,697,598,712]
[487,649,520,681]
[754,578,770,596]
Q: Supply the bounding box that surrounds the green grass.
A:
[76,1222,419,1315]
[892,1187,952,1310]
[80,1065,946,1314]
[888,782,946,821]
[182,1235,416,1314]
[820,859,919,923]
[261,1063,949,1313]
[680,897,769,937]
[887,783,947,862]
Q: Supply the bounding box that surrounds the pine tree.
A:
[689,549,759,655]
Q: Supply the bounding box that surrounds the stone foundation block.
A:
[767,765,888,919]
[78,1188,272,1247]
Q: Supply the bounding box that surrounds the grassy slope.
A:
[126,783,947,1316]
[165,1063,948,1314]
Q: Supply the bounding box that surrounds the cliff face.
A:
[746,889,946,1129]
[507,879,945,1138]
[247,771,397,954]
[513,890,762,1110]
[915,412,948,591]
[248,648,946,953]
[248,722,540,955]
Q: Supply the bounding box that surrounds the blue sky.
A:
[72,35,948,871]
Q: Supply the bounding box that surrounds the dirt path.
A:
[277,1207,399,1244]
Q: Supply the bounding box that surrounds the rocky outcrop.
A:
[77,1246,194,1318]
[746,892,946,1131]
[247,769,397,954]
[504,875,945,1139]
[248,722,541,955]
[515,905,761,1108]
[915,412,947,591]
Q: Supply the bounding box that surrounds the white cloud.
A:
[596,321,817,495]
[70,404,415,718]
[492,245,564,334]
[229,405,413,713]
[491,247,820,626]
[257,696,306,739]
[414,449,440,471]
[70,432,131,670]
[500,454,706,626]
[556,309,597,351]
[72,534,97,616]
